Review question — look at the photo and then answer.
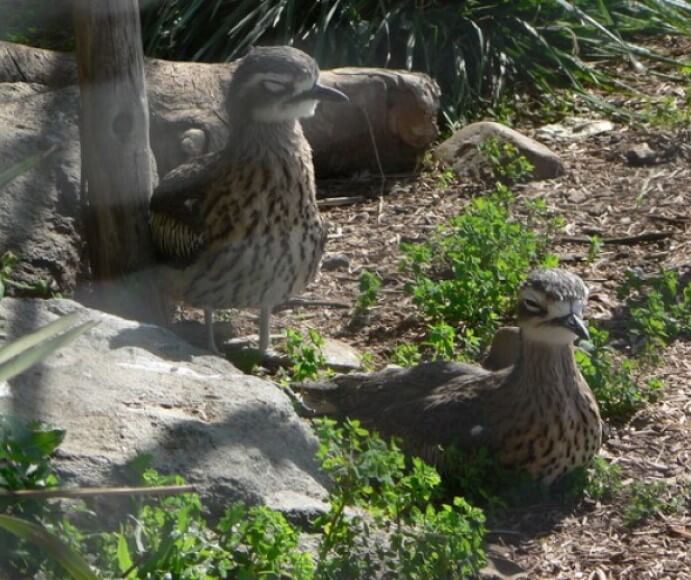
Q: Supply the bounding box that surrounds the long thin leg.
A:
[204,308,220,354]
[259,306,271,354]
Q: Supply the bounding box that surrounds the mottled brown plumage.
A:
[297,269,602,484]
[150,46,348,352]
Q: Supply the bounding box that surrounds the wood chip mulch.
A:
[220,48,691,579]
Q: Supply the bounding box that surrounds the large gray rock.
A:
[0,83,83,293]
[434,121,564,180]
[0,298,328,520]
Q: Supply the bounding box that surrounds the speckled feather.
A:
[149,47,328,313]
[297,269,603,484]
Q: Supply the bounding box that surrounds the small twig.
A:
[0,484,197,500]
[318,195,367,207]
[275,298,351,312]
[359,103,386,223]
[560,232,672,245]
[647,213,688,226]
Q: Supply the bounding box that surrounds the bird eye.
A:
[262,80,286,93]
[523,298,542,311]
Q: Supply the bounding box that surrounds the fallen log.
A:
[0,40,440,177]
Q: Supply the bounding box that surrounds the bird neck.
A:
[226,116,304,146]
[511,336,582,394]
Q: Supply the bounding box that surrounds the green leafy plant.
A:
[284,327,328,382]
[401,184,558,355]
[639,85,691,129]
[440,446,535,513]
[0,419,64,495]
[312,418,486,578]
[479,138,535,184]
[622,481,684,527]
[426,322,459,361]
[0,251,17,300]
[618,268,691,355]
[0,515,96,580]
[576,325,663,420]
[584,456,623,502]
[587,235,604,263]
[353,269,382,320]
[391,342,422,367]
[0,314,97,577]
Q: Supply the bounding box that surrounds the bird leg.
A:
[204,308,221,354]
[259,306,271,354]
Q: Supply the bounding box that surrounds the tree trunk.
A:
[72,1,166,324]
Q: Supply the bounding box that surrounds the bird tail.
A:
[290,380,342,417]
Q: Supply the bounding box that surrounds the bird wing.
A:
[149,152,224,267]
[296,361,510,458]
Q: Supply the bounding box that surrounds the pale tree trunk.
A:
[73,0,167,324]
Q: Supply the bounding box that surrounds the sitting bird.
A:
[149,46,348,353]
[296,268,602,484]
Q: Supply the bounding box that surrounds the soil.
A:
[196,43,691,579]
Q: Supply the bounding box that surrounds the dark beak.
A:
[557,313,590,341]
[308,81,349,102]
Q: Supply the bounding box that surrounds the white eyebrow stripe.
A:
[547,300,585,318]
[236,72,294,95]
[294,76,314,94]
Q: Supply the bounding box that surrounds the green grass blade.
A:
[0,313,81,366]
[0,515,98,580]
[0,316,98,382]
[0,145,57,190]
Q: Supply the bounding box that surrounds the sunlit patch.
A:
[252,99,319,123]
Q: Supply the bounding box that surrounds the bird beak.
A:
[557,313,590,341]
[308,81,349,102]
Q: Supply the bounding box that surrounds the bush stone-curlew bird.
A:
[296,268,603,484]
[150,46,348,353]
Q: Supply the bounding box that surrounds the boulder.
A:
[0,83,83,293]
[0,298,328,521]
[434,121,564,181]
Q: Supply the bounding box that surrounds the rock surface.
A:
[0,298,328,520]
[0,83,83,293]
[434,121,564,181]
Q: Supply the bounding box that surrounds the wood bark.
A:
[0,40,440,178]
[72,1,167,324]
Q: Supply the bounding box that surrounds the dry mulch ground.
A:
[217,47,690,578]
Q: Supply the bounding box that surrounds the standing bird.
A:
[296,269,602,484]
[149,46,348,353]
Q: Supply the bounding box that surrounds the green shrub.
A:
[284,327,328,382]
[353,269,383,322]
[401,185,558,356]
[618,268,691,355]
[390,343,422,367]
[584,456,623,502]
[576,325,663,420]
[0,418,65,575]
[313,418,486,578]
[479,138,535,184]
[622,481,684,527]
[140,0,691,127]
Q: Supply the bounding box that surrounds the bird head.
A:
[227,46,348,124]
[517,268,590,345]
